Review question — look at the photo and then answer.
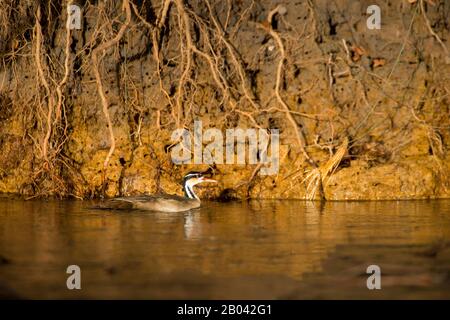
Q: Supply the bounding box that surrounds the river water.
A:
[0,197,449,299]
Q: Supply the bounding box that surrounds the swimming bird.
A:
[106,171,217,212]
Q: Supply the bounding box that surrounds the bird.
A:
[103,171,217,213]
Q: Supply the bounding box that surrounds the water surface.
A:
[0,198,449,299]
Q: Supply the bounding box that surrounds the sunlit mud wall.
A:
[0,0,449,200]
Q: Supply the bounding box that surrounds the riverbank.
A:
[0,1,448,200]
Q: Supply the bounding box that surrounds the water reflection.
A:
[0,198,449,299]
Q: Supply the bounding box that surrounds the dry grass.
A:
[302,137,348,200]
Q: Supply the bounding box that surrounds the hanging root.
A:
[30,2,74,197]
[34,6,53,163]
[419,0,449,61]
[263,5,316,168]
[91,0,131,196]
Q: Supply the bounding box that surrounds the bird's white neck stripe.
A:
[184,181,199,200]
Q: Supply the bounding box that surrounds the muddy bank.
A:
[0,0,449,200]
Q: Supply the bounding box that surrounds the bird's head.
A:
[182,171,217,200]
[182,171,217,187]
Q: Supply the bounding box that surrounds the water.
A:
[0,197,449,299]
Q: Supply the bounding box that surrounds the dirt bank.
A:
[0,0,449,200]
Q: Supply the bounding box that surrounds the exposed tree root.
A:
[91,0,131,196]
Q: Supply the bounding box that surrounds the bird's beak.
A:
[200,177,217,183]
